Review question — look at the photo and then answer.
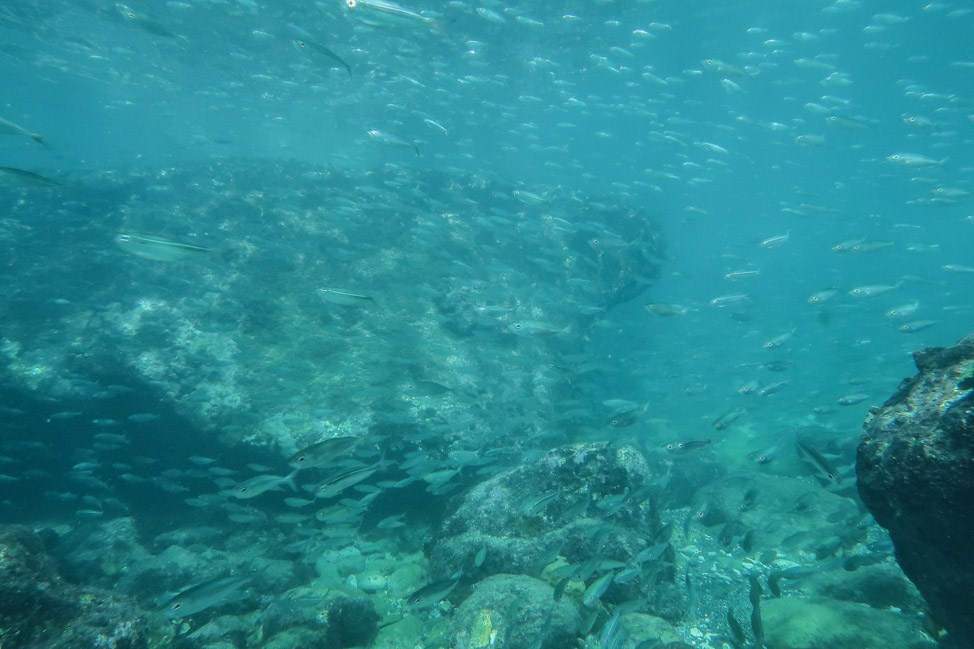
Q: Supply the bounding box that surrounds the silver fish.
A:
[315,465,379,499]
[897,319,937,333]
[0,166,60,187]
[292,39,351,78]
[344,0,437,29]
[508,320,569,336]
[117,3,181,38]
[886,153,945,167]
[317,288,374,306]
[164,576,251,618]
[582,570,616,607]
[0,116,44,144]
[407,570,461,608]
[224,470,298,499]
[847,282,901,298]
[367,129,420,156]
[795,439,841,484]
[288,436,360,469]
[115,233,212,262]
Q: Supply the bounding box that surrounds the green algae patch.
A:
[763,596,936,649]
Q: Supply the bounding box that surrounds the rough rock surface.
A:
[449,575,579,649]
[0,161,663,455]
[857,334,974,648]
[432,443,684,621]
[0,525,148,649]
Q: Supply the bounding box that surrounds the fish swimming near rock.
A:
[163,576,251,618]
[407,570,461,608]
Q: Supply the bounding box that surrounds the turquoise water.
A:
[0,1,971,648]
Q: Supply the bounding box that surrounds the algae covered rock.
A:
[762,596,935,649]
[857,334,974,648]
[450,575,579,649]
[433,442,656,577]
[0,525,148,649]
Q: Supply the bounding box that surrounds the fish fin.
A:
[413,143,421,156]
[284,469,300,492]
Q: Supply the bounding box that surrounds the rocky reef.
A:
[0,160,663,457]
[0,525,149,649]
[857,334,974,648]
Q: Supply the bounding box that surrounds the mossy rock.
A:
[763,596,936,649]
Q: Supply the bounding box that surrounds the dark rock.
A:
[318,592,379,649]
[856,334,974,648]
[0,525,149,649]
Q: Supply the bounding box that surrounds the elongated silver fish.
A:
[224,470,298,499]
[367,129,420,155]
[315,465,379,499]
[0,166,60,187]
[795,439,841,484]
[0,116,45,145]
[117,3,181,38]
[344,0,437,29]
[292,39,351,78]
[407,570,461,608]
[164,576,251,618]
[288,436,360,469]
[115,233,212,262]
[317,288,374,306]
[582,570,616,607]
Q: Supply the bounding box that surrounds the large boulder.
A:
[856,334,974,648]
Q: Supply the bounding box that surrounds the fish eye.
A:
[172,602,181,610]
[297,40,306,48]
[513,323,522,329]
[127,12,136,19]
[346,0,356,7]
[665,443,675,450]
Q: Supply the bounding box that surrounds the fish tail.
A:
[284,469,300,492]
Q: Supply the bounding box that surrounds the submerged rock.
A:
[432,442,684,620]
[762,596,935,649]
[0,525,148,649]
[450,575,579,649]
[857,334,974,648]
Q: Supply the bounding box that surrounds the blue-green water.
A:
[0,1,971,648]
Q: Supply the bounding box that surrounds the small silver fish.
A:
[224,470,298,499]
[508,320,569,336]
[886,153,946,167]
[0,116,44,144]
[407,570,461,609]
[367,129,420,155]
[288,436,360,469]
[582,570,616,607]
[0,166,59,187]
[344,0,437,30]
[897,319,937,333]
[317,288,374,306]
[115,233,212,262]
[164,576,251,618]
[292,39,351,78]
[644,303,689,317]
[847,282,901,298]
